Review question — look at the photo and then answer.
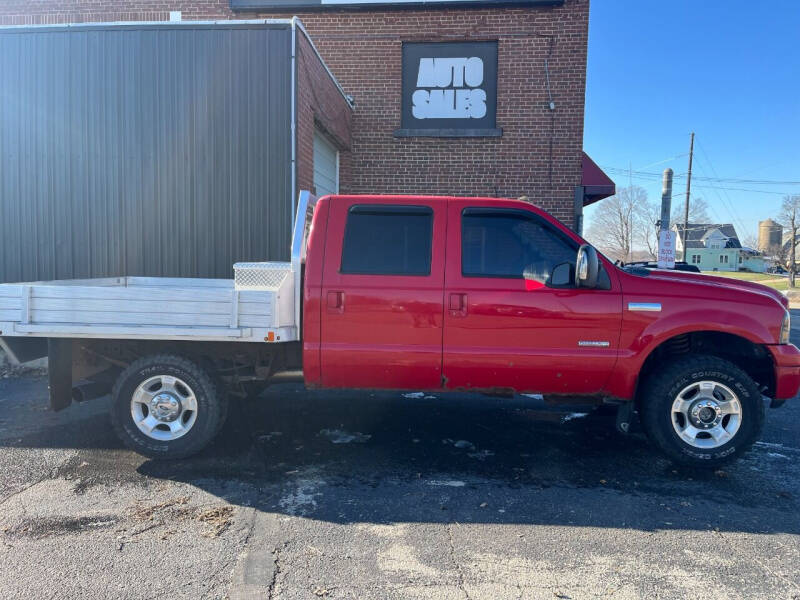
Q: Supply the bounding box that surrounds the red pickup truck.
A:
[2,192,798,467]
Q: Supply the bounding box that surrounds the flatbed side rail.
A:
[291,191,319,336]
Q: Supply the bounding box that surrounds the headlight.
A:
[780,310,791,344]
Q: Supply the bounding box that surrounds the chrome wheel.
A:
[671,380,742,449]
[131,375,198,441]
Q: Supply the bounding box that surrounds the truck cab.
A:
[303,195,621,395]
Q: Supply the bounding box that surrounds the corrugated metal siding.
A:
[0,23,292,283]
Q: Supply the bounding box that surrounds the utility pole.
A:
[657,168,675,269]
[682,132,695,261]
[660,169,673,234]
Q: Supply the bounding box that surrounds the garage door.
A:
[313,130,339,197]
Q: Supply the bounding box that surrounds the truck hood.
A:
[634,269,789,309]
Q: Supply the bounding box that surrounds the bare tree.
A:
[671,197,711,226]
[639,202,661,260]
[740,233,759,251]
[585,186,657,262]
[770,243,789,270]
[777,195,800,287]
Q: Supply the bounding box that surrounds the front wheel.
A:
[639,355,764,468]
[110,354,226,459]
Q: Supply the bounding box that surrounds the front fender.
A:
[605,307,776,400]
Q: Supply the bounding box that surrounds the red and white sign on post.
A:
[658,229,677,269]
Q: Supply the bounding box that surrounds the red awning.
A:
[582,152,615,206]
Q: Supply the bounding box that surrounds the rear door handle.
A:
[327,291,344,314]
[449,293,467,317]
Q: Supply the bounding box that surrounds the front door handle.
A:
[449,293,467,317]
[327,291,345,314]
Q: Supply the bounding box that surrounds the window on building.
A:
[739,255,743,263]
[341,205,433,275]
[720,255,729,264]
[691,254,701,264]
[461,208,576,282]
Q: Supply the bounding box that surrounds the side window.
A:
[461,209,577,283]
[341,205,433,275]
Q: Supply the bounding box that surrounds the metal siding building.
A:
[0,22,295,283]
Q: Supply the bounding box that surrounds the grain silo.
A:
[758,219,783,252]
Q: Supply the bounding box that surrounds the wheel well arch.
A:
[635,331,775,403]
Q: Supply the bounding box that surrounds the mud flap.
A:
[615,401,636,434]
[48,338,73,411]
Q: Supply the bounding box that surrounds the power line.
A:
[691,184,787,196]
[693,143,751,237]
[634,153,689,170]
[610,171,792,195]
[601,166,800,186]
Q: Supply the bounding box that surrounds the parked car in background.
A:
[623,261,702,273]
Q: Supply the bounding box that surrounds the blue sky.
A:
[583,0,800,241]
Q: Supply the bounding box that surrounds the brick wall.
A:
[0,0,589,227]
[295,28,354,195]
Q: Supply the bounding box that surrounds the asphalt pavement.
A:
[1,317,799,599]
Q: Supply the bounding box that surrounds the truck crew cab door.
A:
[319,196,447,389]
[442,200,623,395]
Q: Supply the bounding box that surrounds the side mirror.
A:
[576,244,599,289]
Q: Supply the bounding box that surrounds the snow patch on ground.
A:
[279,472,325,516]
[756,441,800,454]
[522,394,544,400]
[402,392,437,399]
[561,412,589,423]
[258,432,283,442]
[442,438,475,450]
[767,452,789,459]
[442,438,494,459]
[426,480,466,487]
[756,441,785,449]
[319,429,372,444]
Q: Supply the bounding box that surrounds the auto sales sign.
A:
[398,41,499,137]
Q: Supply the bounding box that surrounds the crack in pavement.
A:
[268,545,282,599]
[446,522,471,600]
[228,510,287,600]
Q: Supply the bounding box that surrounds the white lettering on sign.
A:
[416,57,483,88]
[657,229,677,269]
[412,89,487,119]
[412,56,486,120]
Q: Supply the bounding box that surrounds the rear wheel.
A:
[110,354,226,459]
[640,355,764,467]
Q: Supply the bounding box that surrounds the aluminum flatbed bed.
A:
[0,270,296,343]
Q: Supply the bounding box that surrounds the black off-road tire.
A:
[639,355,765,468]
[110,354,227,459]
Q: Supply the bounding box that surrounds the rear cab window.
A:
[341,205,433,276]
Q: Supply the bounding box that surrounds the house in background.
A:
[739,247,770,273]
[674,223,769,273]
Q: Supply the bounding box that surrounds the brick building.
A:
[0,0,613,233]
